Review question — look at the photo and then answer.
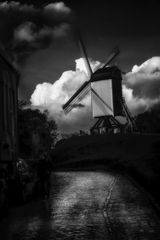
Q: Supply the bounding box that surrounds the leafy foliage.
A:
[18,100,57,159]
[135,107,160,134]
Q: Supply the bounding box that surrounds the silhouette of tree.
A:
[18,100,57,159]
[135,107,160,134]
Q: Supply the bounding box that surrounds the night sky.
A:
[1,0,160,133]
[1,0,160,97]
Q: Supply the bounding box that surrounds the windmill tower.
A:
[62,40,135,135]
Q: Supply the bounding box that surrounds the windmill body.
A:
[62,42,134,134]
[91,66,123,119]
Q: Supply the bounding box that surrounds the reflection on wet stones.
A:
[0,171,160,240]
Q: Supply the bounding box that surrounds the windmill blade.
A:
[78,33,93,77]
[64,87,90,114]
[63,81,90,113]
[62,30,93,114]
[101,46,120,69]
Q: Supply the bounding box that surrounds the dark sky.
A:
[2,0,160,99]
[19,0,160,68]
[67,0,160,70]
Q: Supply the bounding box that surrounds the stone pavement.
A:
[0,171,160,239]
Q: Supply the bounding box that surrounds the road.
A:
[0,171,160,239]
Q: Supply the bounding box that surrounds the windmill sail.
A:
[78,33,93,77]
[63,32,120,114]
[101,46,120,69]
[63,81,90,113]
[63,33,93,113]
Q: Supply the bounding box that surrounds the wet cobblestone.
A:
[0,171,160,239]
[107,176,160,239]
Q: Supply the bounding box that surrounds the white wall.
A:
[91,79,114,118]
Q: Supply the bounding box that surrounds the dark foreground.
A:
[0,171,160,240]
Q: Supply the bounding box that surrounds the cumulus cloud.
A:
[14,22,36,42]
[14,21,71,43]
[0,1,33,11]
[75,58,101,76]
[30,58,99,133]
[123,57,160,114]
[122,85,158,115]
[31,56,160,133]
[44,2,71,14]
[0,1,73,62]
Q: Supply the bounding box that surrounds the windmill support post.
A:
[90,115,123,135]
[120,98,136,133]
[90,97,136,135]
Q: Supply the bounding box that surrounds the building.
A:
[0,44,19,173]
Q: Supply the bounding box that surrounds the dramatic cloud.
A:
[0,1,73,62]
[31,56,160,133]
[14,21,70,43]
[75,58,101,76]
[123,57,160,114]
[44,2,71,14]
[14,22,36,42]
[30,58,100,133]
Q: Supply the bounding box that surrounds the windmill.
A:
[62,38,135,135]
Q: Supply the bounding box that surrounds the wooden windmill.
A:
[62,38,134,134]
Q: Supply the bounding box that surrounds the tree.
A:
[135,107,160,134]
[18,100,57,159]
